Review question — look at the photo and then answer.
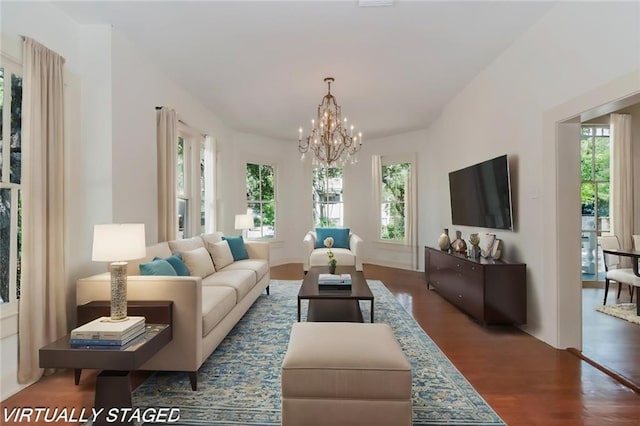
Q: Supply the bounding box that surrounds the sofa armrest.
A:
[350,233,363,271]
[77,274,204,372]
[303,231,317,272]
[245,241,270,262]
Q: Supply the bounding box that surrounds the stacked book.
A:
[70,316,146,349]
[318,273,352,291]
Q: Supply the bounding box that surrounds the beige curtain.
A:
[18,38,67,383]
[156,107,177,241]
[404,164,418,269]
[203,135,216,233]
[610,113,633,266]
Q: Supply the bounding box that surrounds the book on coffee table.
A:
[318,273,352,291]
[318,273,352,284]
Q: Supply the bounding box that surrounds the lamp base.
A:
[110,262,128,321]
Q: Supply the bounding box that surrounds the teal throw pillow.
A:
[153,253,189,276]
[222,235,249,261]
[139,259,178,276]
[315,227,350,249]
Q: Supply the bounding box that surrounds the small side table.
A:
[74,300,173,385]
[39,324,171,426]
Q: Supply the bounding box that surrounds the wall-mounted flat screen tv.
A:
[448,155,513,230]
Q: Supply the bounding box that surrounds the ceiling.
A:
[54,1,554,141]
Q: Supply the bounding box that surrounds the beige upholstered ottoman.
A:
[281,322,412,426]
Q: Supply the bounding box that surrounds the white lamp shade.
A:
[92,223,146,262]
[234,214,254,230]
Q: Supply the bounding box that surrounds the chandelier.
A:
[298,77,362,167]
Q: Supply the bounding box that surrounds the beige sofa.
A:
[76,232,270,390]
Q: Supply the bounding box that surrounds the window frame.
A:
[176,125,205,239]
[376,154,416,245]
[245,162,277,240]
[0,55,22,323]
[312,166,344,228]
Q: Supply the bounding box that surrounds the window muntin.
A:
[312,167,343,227]
[380,162,410,241]
[246,163,275,239]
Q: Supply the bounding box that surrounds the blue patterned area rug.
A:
[132,280,505,425]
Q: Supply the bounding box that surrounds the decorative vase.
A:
[451,230,467,253]
[329,264,336,274]
[437,228,450,251]
[468,245,481,259]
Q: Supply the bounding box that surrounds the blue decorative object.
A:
[153,253,189,276]
[315,227,350,249]
[222,235,249,261]
[139,259,177,276]
[133,280,505,425]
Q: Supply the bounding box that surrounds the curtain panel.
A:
[156,107,178,241]
[18,37,67,383]
[610,113,633,267]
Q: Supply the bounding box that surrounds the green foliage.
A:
[581,129,610,218]
[312,167,343,226]
[246,163,275,236]
[381,163,410,240]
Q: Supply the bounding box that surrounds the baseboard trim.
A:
[567,347,640,394]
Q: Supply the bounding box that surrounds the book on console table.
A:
[70,316,145,341]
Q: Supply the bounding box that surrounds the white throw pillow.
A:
[182,247,216,277]
[208,241,234,270]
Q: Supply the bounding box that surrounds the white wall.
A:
[110,31,233,244]
[418,1,640,347]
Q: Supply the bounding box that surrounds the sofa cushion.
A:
[209,241,234,270]
[221,259,269,282]
[202,269,256,303]
[202,232,223,246]
[168,236,205,254]
[315,228,350,249]
[309,248,355,268]
[182,247,216,277]
[222,235,249,261]
[153,253,189,276]
[139,259,178,276]
[201,286,236,337]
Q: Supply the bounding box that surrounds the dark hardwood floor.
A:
[582,286,640,388]
[2,263,639,425]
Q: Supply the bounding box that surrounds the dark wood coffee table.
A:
[298,265,374,322]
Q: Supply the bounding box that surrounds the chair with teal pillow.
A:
[303,228,363,273]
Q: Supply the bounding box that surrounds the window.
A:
[380,162,411,241]
[246,163,275,239]
[176,127,206,239]
[0,61,23,310]
[581,125,610,281]
[312,167,343,227]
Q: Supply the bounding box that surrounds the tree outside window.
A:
[312,167,343,227]
[381,163,410,241]
[246,163,275,239]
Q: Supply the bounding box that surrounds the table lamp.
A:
[92,223,146,321]
[234,214,254,239]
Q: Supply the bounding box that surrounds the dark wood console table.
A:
[425,246,526,324]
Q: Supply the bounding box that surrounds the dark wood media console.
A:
[425,246,526,325]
